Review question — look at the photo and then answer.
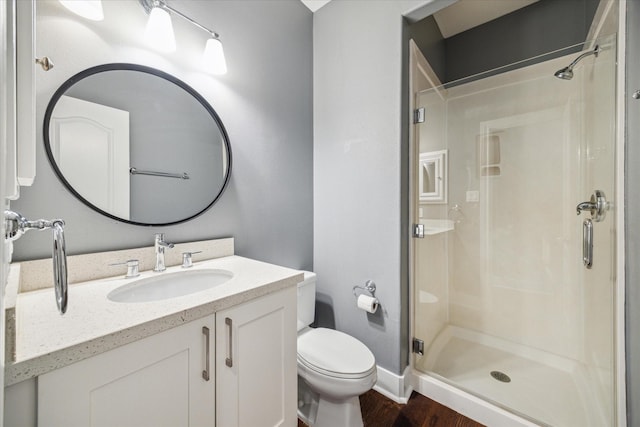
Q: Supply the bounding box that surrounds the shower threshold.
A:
[416,326,608,427]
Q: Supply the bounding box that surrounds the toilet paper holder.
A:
[352,280,376,298]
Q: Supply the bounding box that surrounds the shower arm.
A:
[566,45,600,71]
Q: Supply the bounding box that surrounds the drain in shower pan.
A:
[490,371,511,383]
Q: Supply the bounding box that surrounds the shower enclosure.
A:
[410,31,619,427]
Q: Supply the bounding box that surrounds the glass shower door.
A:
[411,36,617,427]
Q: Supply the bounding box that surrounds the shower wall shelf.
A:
[418,219,454,235]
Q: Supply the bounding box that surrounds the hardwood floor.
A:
[298,390,485,427]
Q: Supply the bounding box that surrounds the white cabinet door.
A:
[0,0,15,415]
[38,317,215,427]
[216,287,297,427]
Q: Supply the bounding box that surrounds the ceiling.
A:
[300,0,539,38]
[433,0,539,38]
[300,0,331,13]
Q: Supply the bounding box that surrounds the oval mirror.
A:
[43,63,231,226]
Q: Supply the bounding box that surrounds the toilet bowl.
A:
[297,272,377,427]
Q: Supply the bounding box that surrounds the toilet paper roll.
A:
[357,294,379,314]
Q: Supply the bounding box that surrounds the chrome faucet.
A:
[154,233,175,272]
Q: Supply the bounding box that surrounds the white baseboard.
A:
[372,365,413,404]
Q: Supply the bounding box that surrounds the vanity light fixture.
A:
[59,0,104,21]
[203,37,227,75]
[139,0,227,75]
[143,3,176,53]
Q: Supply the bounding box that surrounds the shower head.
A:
[554,67,574,80]
[554,45,600,80]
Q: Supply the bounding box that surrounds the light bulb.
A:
[59,0,104,21]
[203,38,227,75]
[144,7,176,53]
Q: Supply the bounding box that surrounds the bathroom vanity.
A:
[5,238,299,427]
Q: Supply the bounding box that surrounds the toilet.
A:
[297,271,377,427]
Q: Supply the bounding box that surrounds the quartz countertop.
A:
[6,255,302,385]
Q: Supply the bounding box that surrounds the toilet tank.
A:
[297,271,316,332]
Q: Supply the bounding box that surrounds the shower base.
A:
[416,326,606,427]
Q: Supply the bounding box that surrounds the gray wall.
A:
[626,0,640,425]
[11,0,313,272]
[406,15,445,83]
[313,0,436,375]
[445,0,598,82]
[410,0,599,84]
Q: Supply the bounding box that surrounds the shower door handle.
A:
[583,219,593,269]
[577,190,609,269]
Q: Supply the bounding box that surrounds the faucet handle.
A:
[181,251,202,268]
[110,259,140,278]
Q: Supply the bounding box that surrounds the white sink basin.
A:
[107,269,233,303]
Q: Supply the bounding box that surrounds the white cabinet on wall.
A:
[6,0,37,199]
[15,0,36,187]
[38,317,216,427]
[216,287,297,427]
[4,0,18,200]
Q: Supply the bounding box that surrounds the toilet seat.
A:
[297,328,376,379]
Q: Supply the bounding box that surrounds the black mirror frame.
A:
[43,63,232,227]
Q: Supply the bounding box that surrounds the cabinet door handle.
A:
[202,326,211,381]
[225,317,233,367]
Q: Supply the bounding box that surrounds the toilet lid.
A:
[298,328,376,379]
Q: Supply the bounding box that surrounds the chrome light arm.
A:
[4,210,69,314]
[139,0,220,39]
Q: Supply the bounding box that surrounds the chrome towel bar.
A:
[129,167,190,180]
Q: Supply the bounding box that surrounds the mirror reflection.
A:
[422,161,436,193]
[419,150,447,203]
[44,64,231,225]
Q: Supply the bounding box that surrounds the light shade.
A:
[59,0,104,21]
[203,38,227,75]
[144,7,176,53]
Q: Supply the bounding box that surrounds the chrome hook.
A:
[35,56,54,71]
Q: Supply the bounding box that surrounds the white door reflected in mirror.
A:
[50,95,130,219]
